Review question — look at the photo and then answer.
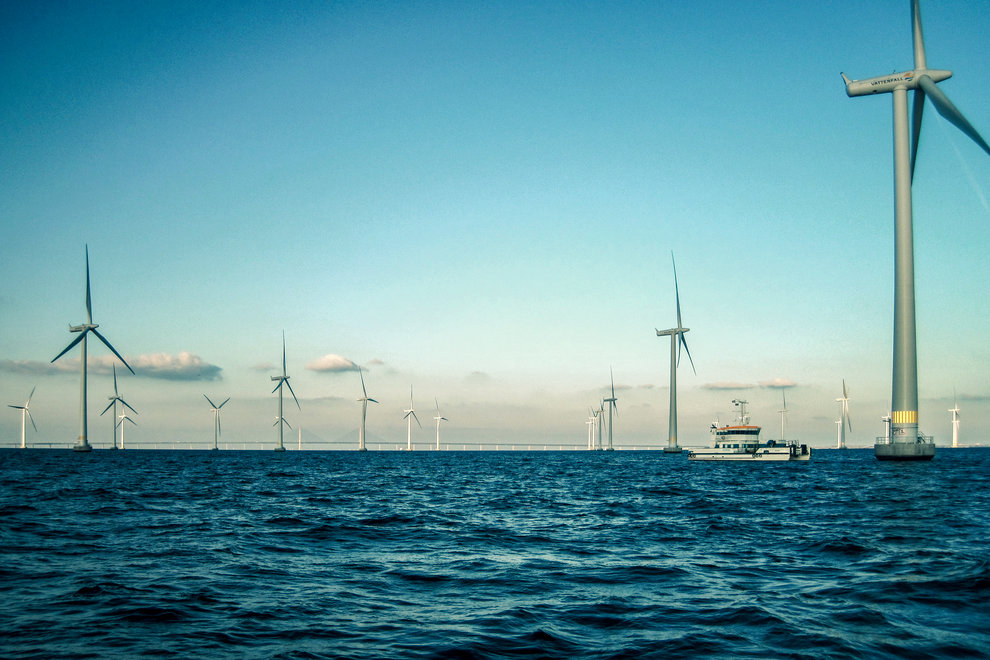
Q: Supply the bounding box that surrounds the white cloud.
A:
[759,378,797,389]
[306,354,359,373]
[1,352,222,381]
[702,381,756,390]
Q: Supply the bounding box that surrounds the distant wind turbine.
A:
[433,398,448,450]
[948,391,960,448]
[842,0,990,460]
[116,411,136,449]
[51,246,134,452]
[357,368,377,451]
[777,390,788,442]
[835,380,851,450]
[270,332,300,452]
[656,252,695,454]
[403,386,421,451]
[204,394,230,451]
[602,368,618,451]
[8,386,37,449]
[101,365,137,450]
[586,414,595,450]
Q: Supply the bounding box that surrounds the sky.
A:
[2,0,989,450]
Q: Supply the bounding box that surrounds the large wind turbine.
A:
[204,395,230,451]
[835,380,851,450]
[433,398,448,450]
[8,386,37,449]
[777,390,788,442]
[357,368,377,452]
[602,368,618,451]
[656,253,695,453]
[51,246,134,452]
[270,332,300,452]
[403,386,421,450]
[101,365,137,450]
[842,0,989,460]
[948,391,960,448]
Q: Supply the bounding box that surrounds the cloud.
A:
[251,362,275,372]
[759,378,798,389]
[306,354,359,373]
[1,353,222,381]
[702,382,756,390]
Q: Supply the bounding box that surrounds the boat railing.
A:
[874,433,934,445]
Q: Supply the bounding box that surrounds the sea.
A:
[1,447,988,659]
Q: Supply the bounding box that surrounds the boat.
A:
[688,399,811,461]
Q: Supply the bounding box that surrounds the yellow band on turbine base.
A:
[892,410,918,424]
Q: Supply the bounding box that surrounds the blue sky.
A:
[2,1,989,450]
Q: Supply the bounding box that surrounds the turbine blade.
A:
[51,330,88,363]
[282,417,293,430]
[368,398,379,404]
[91,329,134,374]
[27,386,36,406]
[204,394,217,408]
[85,245,92,324]
[360,368,369,398]
[27,410,37,433]
[126,416,137,426]
[610,366,615,399]
[219,397,230,408]
[671,252,683,328]
[100,400,115,415]
[286,379,301,410]
[842,379,848,399]
[680,334,696,375]
[412,410,422,428]
[911,0,927,71]
[120,399,138,415]
[917,75,990,158]
[281,331,287,377]
[910,88,925,181]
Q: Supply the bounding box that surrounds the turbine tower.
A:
[603,368,618,451]
[835,380,851,450]
[116,411,136,449]
[586,414,595,450]
[204,395,230,451]
[270,332,300,452]
[842,0,989,460]
[948,391,960,448]
[8,386,37,449]
[51,245,134,452]
[656,252,695,454]
[101,365,137,450]
[433,398,448,450]
[591,407,602,450]
[778,390,788,442]
[403,386,421,450]
[357,368,377,451]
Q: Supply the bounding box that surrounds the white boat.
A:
[688,399,811,462]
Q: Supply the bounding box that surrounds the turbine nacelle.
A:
[69,322,98,333]
[841,69,951,97]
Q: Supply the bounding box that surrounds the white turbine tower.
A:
[590,407,601,450]
[270,332,300,452]
[51,246,134,452]
[433,398,448,450]
[8,386,37,449]
[948,391,960,448]
[101,365,137,450]
[357,368,377,452]
[116,411,136,449]
[403,386,421,451]
[603,368,618,451]
[842,0,990,461]
[656,252,695,454]
[778,390,788,442]
[586,414,595,450]
[835,380,851,450]
[204,395,230,451]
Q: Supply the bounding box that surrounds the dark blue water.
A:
[2,448,988,659]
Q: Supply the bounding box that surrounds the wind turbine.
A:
[51,246,134,452]
[357,368,377,451]
[586,414,595,450]
[948,390,960,448]
[403,386,421,450]
[842,0,990,460]
[835,380,851,450]
[116,411,136,449]
[270,332,300,452]
[433,398,448,450]
[8,386,37,449]
[602,368,618,451]
[656,252,695,454]
[590,407,601,450]
[777,390,788,442]
[101,365,137,450]
[204,395,230,451]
